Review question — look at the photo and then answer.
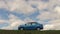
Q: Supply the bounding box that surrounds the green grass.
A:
[0,30,60,34]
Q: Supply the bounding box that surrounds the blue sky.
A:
[0,0,60,30]
[0,8,9,20]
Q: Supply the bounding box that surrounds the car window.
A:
[25,24,31,26]
[32,23,36,25]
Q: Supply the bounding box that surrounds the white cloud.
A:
[0,0,49,14]
[44,23,60,30]
[24,17,35,23]
[43,19,60,30]
[1,14,25,30]
[37,12,50,21]
[38,2,48,10]
[43,24,54,30]
[0,0,36,14]
[0,20,8,24]
[54,6,60,14]
[0,0,7,8]
[37,7,60,30]
[0,0,60,30]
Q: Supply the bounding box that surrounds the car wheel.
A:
[37,28,40,30]
[20,28,24,30]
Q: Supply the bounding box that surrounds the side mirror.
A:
[25,24,26,25]
[31,23,32,25]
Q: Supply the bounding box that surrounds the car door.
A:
[24,24,32,29]
[31,23,37,29]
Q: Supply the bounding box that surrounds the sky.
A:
[0,0,60,30]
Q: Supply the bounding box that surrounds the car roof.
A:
[27,22,38,24]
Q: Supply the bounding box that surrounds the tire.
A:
[37,28,40,30]
[20,28,24,30]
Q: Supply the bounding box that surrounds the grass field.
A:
[0,30,60,34]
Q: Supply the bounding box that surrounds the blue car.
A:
[18,22,43,30]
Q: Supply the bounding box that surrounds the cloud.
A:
[0,20,8,24]
[1,14,25,30]
[1,0,36,14]
[0,0,7,8]
[0,0,60,30]
[24,17,35,23]
[0,0,49,14]
[43,19,60,30]
[1,14,36,30]
[54,6,60,14]
[44,22,60,30]
[37,5,60,30]
[43,24,54,30]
